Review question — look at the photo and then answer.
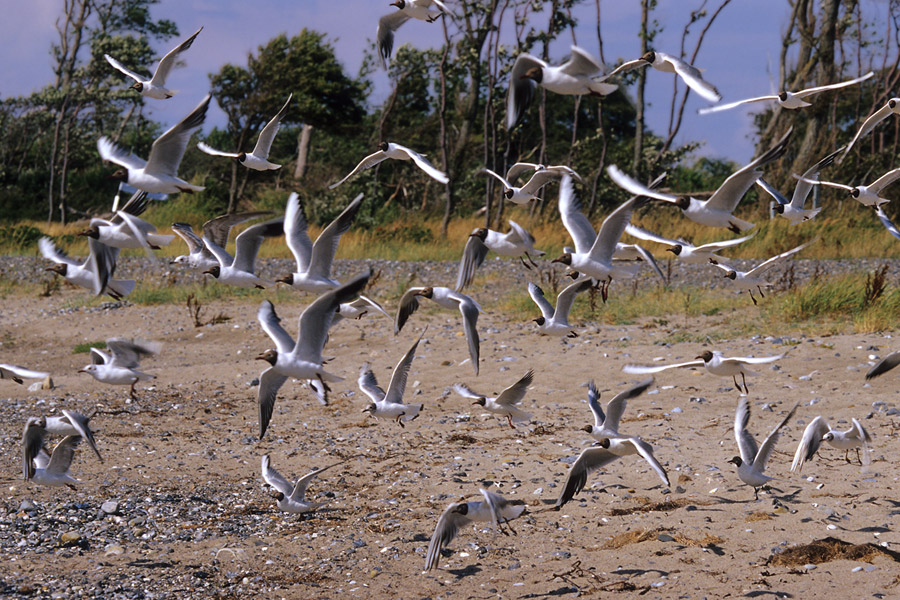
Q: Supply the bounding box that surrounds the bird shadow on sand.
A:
[448,564,482,579]
[745,591,794,598]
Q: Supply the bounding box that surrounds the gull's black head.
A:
[503,189,515,200]
[551,253,572,266]
[378,141,389,152]
[727,456,742,467]
[256,349,278,366]
[523,66,543,83]
[533,316,545,326]
[452,503,469,516]
[390,0,405,8]
[109,168,129,182]
[674,196,690,210]
[581,424,593,434]
[640,51,656,64]
[45,264,67,276]
[774,204,785,214]
[778,91,789,102]
[850,188,861,199]
[276,273,294,286]
[237,152,247,163]
[822,432,835,442]
[599,438,611,449]
[203,265,221,279]
[472,398,487,407]
[666,245,682,256]
[416,287,434,299]
[362,403,376,414]
[695,350,714,362]
[130,82,143,92]
[273,491,285,501]
[891,98,899,110]
[470,228,488,241]
[725,270,737,280]
[78,227,100,239]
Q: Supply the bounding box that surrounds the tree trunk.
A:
[632,0,650,177]
[294,124,313,180]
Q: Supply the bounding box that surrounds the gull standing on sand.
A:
[79,339,161,399]
[728,398,798,499]
[40,237,135,300]
[601,50,720,102]
[104,27,203,99]
[255,271,370,439]
[171,210,273,271]
[479,163,580,205]
[607,129,792,233]
[425,487,526,571]
[377,0,449,67]
[624,350,787,394]
[277,193,362,293]
[791,416,871,473]
[710,240,813,305]
[395,286,481,374]
[506,45,617,129]
[454,369,534,429]
[624,224,755,264]
[555,379,668,509]
[756,149,842,225]
[98,94,210,194]
[699,72,872,114]
[795,168,900,208]
[455,220,544,291]
[261,455,341,514]
[202,217,284,289]
[198,94,292,170]
[359,333,425,427]
[527,279,592,338]
[23,420,81,489]
[329,142,448,188]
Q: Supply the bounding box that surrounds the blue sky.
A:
[2,1,879,163]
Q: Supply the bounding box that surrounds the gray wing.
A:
[603,378,654,433]
[232,217,284,274]
[481,167,512,190]
[604,57,649,79]
[505,162,541,183]
[329,150,389,189]
[151,26,202,86]
[90,347,110,365]
[662,52,721,102]
[790,148,842,208]
[291,462,341,501]
[196,142,238,159]
[261,454,294,496]
[98,136,147,171]
[494,369,533,407]
[692,233,756,253]
[394,287,425,334]
[104,53,145,83]
[358,363,386,402]
[705,127,791,212]
[107,339,160,369]
[144,94,210,176]
[624,224,677,248]
[258,367,289,439]
[203,210,274,249]
[377,10,411,67]
[744,241,811,278]
[558,174,596,255]
[555,446,619,508]
[698,96,774,115]
[202,234,234,268]
[0,364,47,384]
[527,282,554,320]
[172,223,205,255]
[867,167,900,194]
[840,99,900,162]
[755,178,789,206]
[790,416,829,473]
[38,237,79,267]
[734,397,759,464]
[587,381,605,428]
[452,383,483,400]
[258,300,296,354]
[294,271,371,363]
[631,244,666,282]
[455,235,490,291]
[394,144,448,184]
[793,71,873,98]
[623,360,704,374]
[252,94,291,158]
[506,220,539,253]
[457,295,480,375]
[425,502,469,571]
[866,350,900,379]
[61,410,102,462]
[507,53,545,129]
[559,45,602,76]
[351,296,391,318]
[754,402,798,472]
[116,189,150,219]
[875,207,900,241]
[283,192,313,272]
[384,334,422,404]
[588,196,645,262]
[22,418,47,480]
[308,195,363,279]
[606,165,680,204]
[554,278,592,320]
[622,437,670,486]
[47,435,80,476]
[519,169,561,196]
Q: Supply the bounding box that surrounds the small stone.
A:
[101,501,119,515]
[804,564,817,570]
[19,499,35,512]
[104,544,125,556]
[41,376,54,390]
[60,531,81,546]
[657,533,675,542]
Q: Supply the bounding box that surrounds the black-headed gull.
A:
[728,398,797,499]
[624,224,755,264]
[480,164,580,205]
[710,240,813,305]
[756,148,842,224]
[198,94,292,170]
[23,422,81,489]
[454,369,534,429]
[602,50,720,103]
[624,350,787,394]
[507,46,617,129]
[865,350,900,380]
[203,217,284,289]
[171,210,273,270]
[333,296,392,324]
[699,72,872,114]
[329,142,447,188]
[875,206,900,241]
[79,339,161,399]
[104,27,203,99]
[0,364,49,385]
[277,193,362,293]
[580,378,655,441]
[261,455,340,514]
[394,286,481,374]
[41,237,134,300]
[255,271,371,439]
[795,168,900,207]
[840,97,900,163]
[424,487,525,571]
[455,220,544,291]
[527,279,592,338]
[98,94,210,194]
[24,411,102,463]
[791,416,871,473]
[377,0,449,68]
[607,128,792,233]
[359,333,424,427]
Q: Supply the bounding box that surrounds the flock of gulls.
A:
[10,1,900,574]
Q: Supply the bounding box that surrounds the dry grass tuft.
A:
[769,537,900,566]
[609,497,707,516]
[447,433,477,444]
[604,528,660,549]
[745,511,775,522]
[671,532,725,547]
